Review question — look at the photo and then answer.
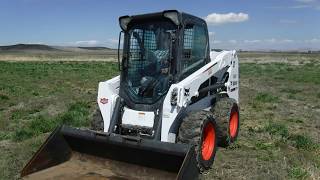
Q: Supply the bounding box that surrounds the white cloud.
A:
[208,32,215,37]
[204,12,249,25]
[217,38,297,46]
[228,40,237,44]
[305,38,320,43]
[211,37,319,50]
[244,40,261,43]
[68,38,120,48]
[27,41,44,44]
[106,38,120,48]
[208,32,215,44]
[282,39,294,43]
[107,38,118,45]
[265,38,277,43]
[108,38,118,44]
[264,38,295,43]
[213,40,222,44]
[75,40,99,46]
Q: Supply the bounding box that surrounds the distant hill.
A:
[78,47,111,50]
[0,44,59,51]
[0,44,114,53]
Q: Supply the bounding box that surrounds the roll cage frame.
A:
[118,10,211,109]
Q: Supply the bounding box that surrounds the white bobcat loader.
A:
[21,10,239,180]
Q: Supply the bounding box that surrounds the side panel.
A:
[161,50,238,142]
[211,50,239,103]
[97,76,120,132]
[226,51,239,103]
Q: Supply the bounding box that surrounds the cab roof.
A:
[119,10,207,31]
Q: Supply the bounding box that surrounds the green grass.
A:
[12,101,90,141]
[280,88,301,95]
[255,92,279,103]
[240,63,320,84]
[0,94,9,100]
[264,121,289,139]
[262,122,319,152]
[1,54,320,179]
[10,109,41,121]
[255,141,275,150]
[232,61,320,179]
[57,101,91,126]
[315,155,320,169]
[281,88,302,99]
[0,134,48,179]
[0,131,11,141]
[0,61,118,111]
[289,134,319,151]
[250,92,279,110]
[286,118,304,124]
[288,166,309,179]
[0,61,119,179]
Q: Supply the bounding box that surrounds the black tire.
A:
[177,111,218,172]
[91,108,104,131]
[211,98,239,147]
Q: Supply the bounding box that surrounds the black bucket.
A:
[21,126,199,180]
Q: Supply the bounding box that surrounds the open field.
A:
[0,45,118,62]
[0,51,319,179]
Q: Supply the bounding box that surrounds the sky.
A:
[0,0,320,50]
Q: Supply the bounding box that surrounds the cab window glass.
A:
[180,24,207,79]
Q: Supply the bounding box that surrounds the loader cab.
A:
[118,10,210,110]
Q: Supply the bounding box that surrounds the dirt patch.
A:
[24,152,176,180]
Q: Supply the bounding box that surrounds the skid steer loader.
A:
[21,10,239,180]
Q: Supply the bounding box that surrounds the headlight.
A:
[170,88,178,106]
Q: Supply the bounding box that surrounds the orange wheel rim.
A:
[229,109,239,138]
[201,123,215,161]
